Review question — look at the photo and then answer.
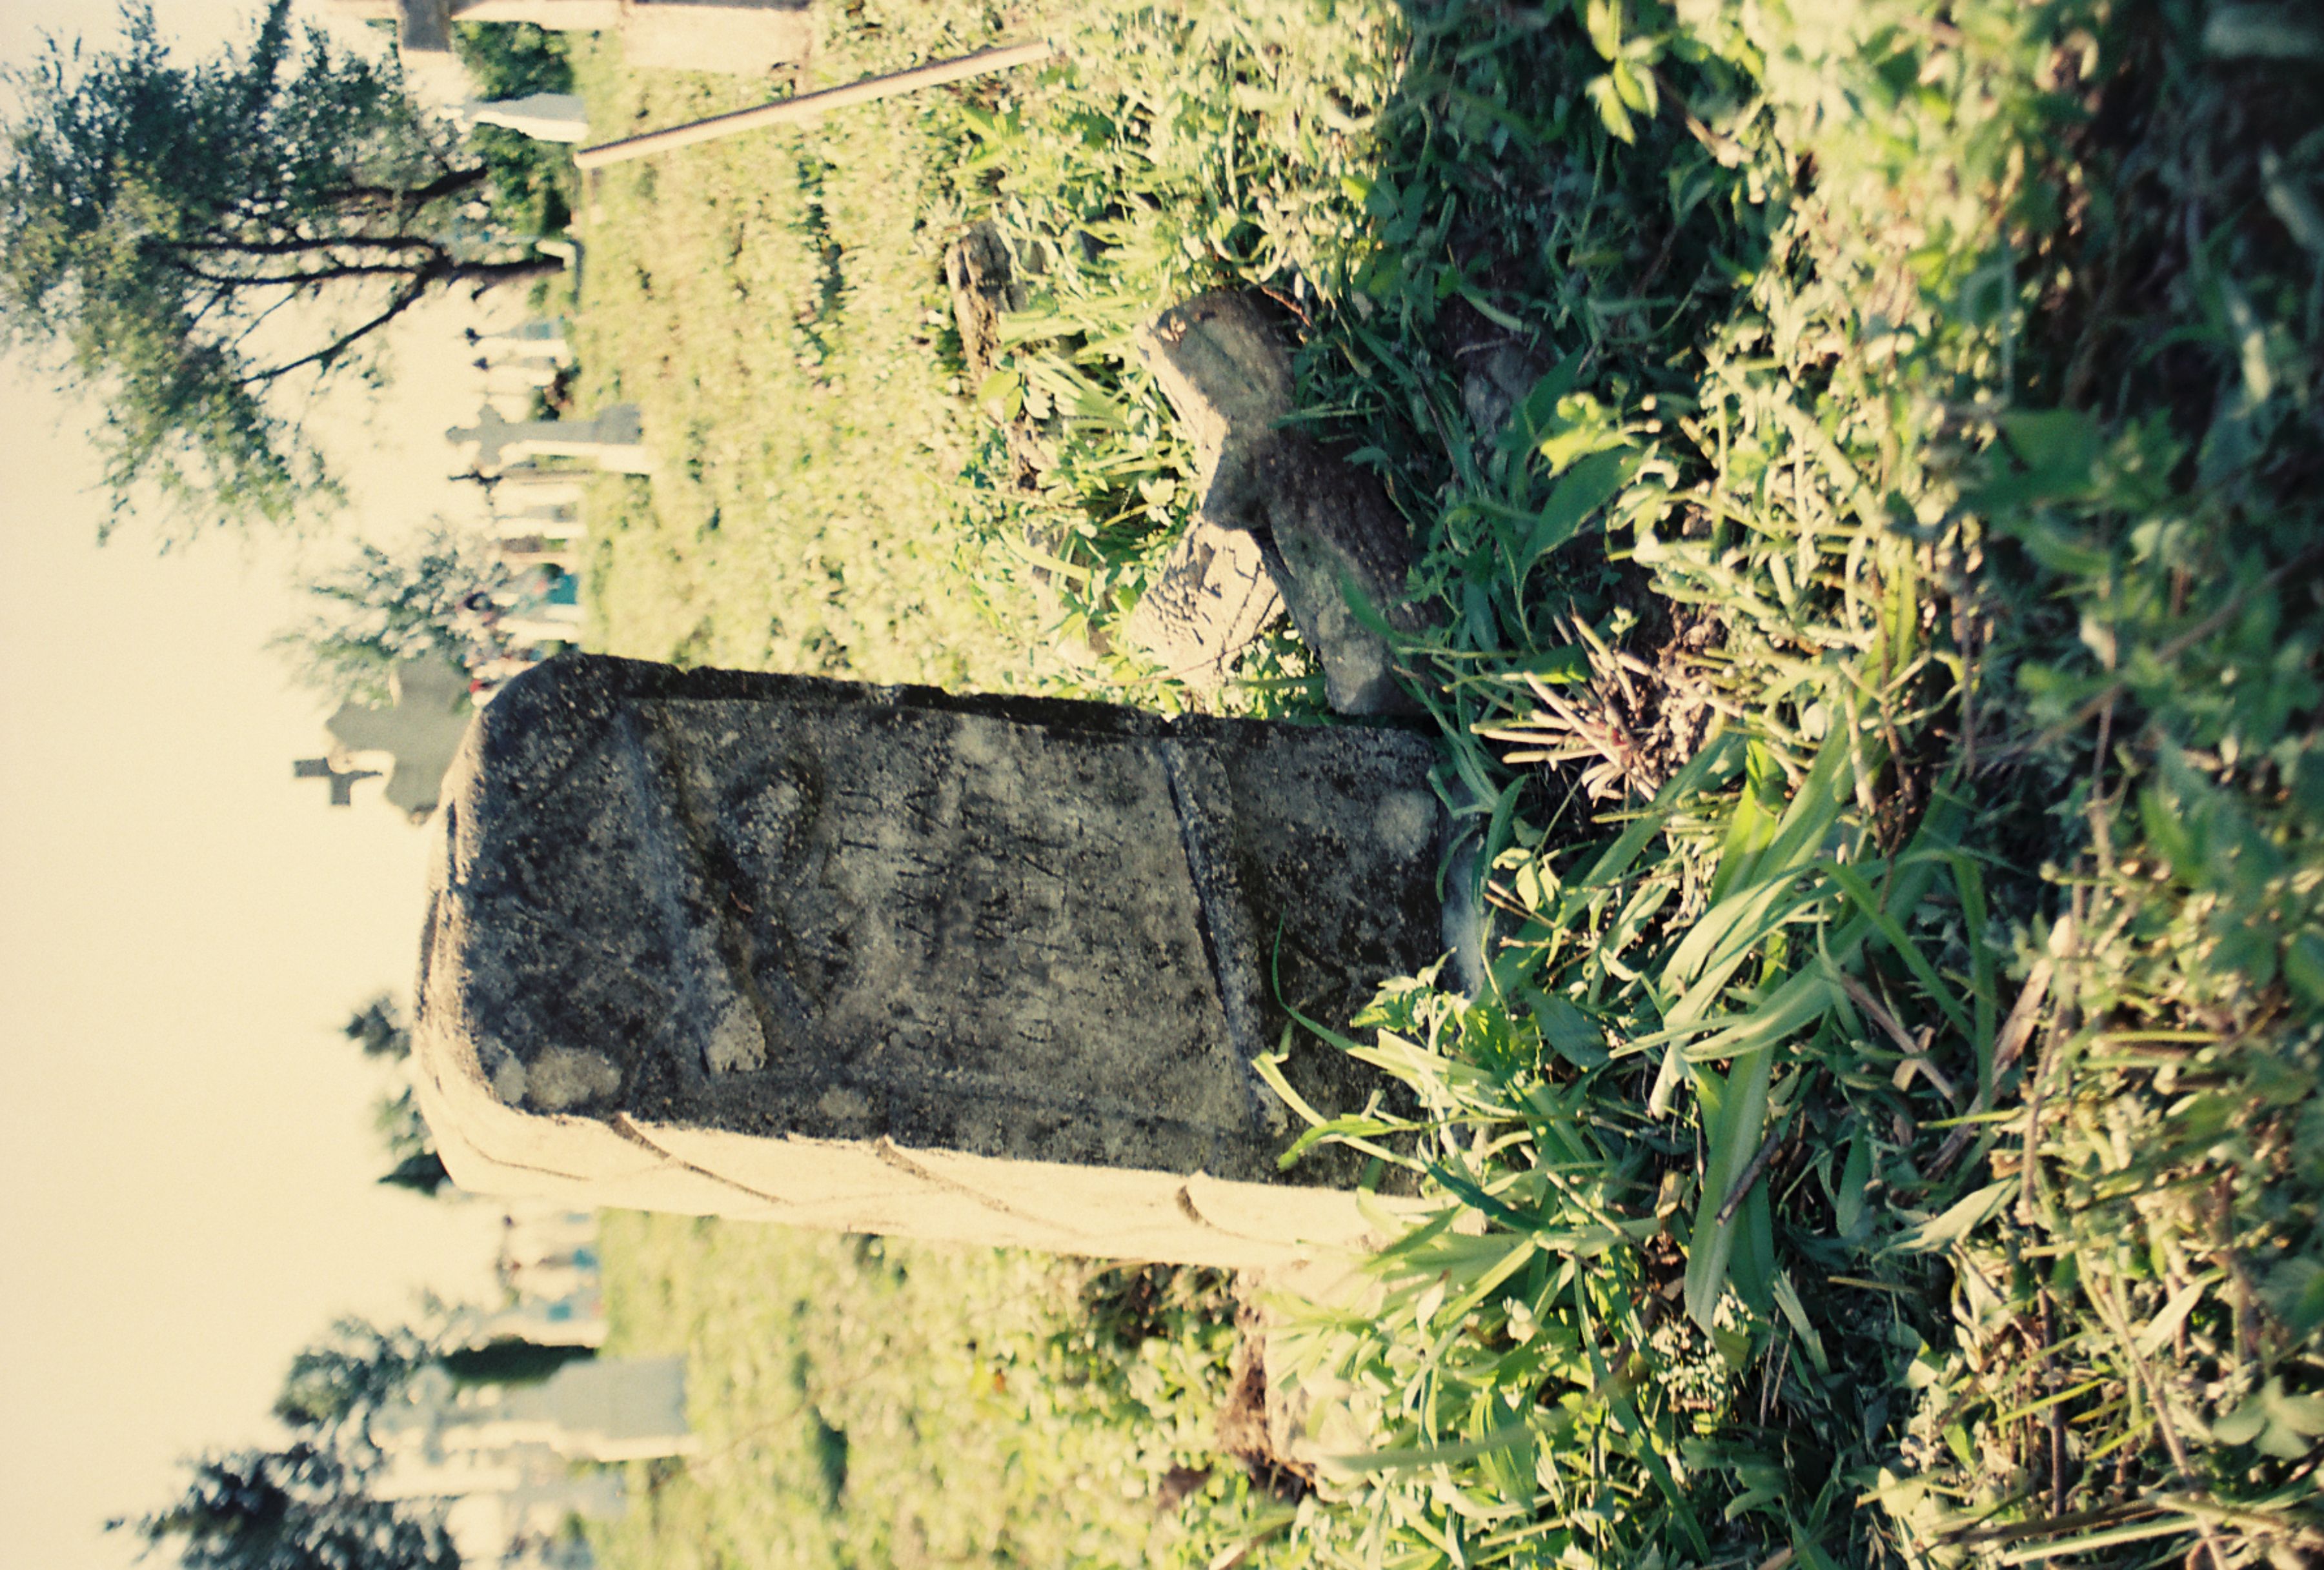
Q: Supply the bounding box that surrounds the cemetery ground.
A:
[529,1,2324,1565]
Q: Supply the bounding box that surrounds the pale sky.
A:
[0,5,518,1565]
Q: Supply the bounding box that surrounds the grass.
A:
[563,12,1057,690]
[553,0,2324,1564]
[587,1212,1287,1568]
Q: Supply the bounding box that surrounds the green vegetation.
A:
[0,1,567,534]
[125,1313,465,1570]
[558,0,2324,1564]
[452,22,583,239]
[589,1213,1280,1567]
[273,532,512,706]
[112,1444,460,1570]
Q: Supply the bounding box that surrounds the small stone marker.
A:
[1120,294,1295,697]
[414,655,1451,1267]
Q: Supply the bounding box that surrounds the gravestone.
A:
[325,658,477,820]
[491,509,585,540]
[294,755,382,807]
[1119,294,1293,697]
[469,320,574,367]
[1131,294,1435,717]
[447,405,654,476]
[453,92,590,143]
[371,1357,694,1465]
[413,655,1453,1267]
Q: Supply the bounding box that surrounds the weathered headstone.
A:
[1127,294,1436,716]
[414,655,1452,1267]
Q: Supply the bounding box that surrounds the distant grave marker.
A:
[323,658,476,820]
[447,405,654,476]
[293,756,381,807]
[413,656,1456,1266]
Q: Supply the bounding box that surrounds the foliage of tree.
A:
[0,1,561,534]
[340,994,409,1060]
[273,528,509,705]
[438,1338,593,1389]
[272,1314,439,1439]
[371,1082,450,1198]
[451,24,576,238]
[111,1442,460,1570]
[452,23,572,99]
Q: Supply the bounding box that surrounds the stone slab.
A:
[413,656,1451,1265]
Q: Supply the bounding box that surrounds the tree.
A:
[112,1442,460,1570]
[0,2,563,534]
[273,528,510,705]
[273,1315,439,1440]
[332,994,453,1196]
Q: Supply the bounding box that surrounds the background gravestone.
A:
[325,657,474,819]
[414,656,1452,1265]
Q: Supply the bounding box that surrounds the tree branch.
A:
[245,269,441,385]
[449,254,567,294]
[232,253,562,386]
[175,234,445,258]
[322,166,490,214]
[169,256,443,289]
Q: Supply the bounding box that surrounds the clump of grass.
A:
[1233,1,2324,1565]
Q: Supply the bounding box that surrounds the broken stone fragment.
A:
[1131,293,1435,716]
[1119,521,1284,694]
[945,221,1029,468]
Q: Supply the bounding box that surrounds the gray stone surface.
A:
[1133,294,1435,715]
[1120,520,1284,695]
[413,655,1448,1266]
